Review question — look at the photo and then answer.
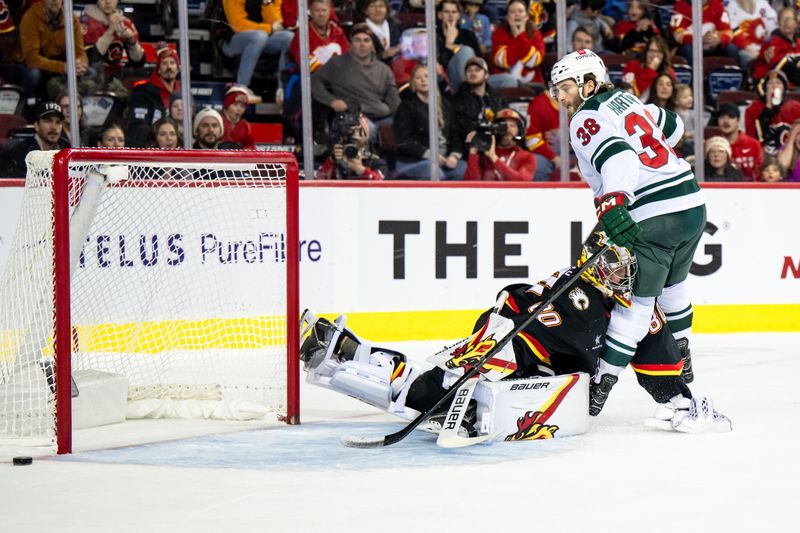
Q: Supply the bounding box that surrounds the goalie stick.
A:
[340,243,612,448]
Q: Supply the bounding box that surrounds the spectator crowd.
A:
[1,0,799,183]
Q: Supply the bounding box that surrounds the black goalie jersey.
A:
[489,267,687,403]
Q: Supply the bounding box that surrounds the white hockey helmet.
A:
[549,49,607,101]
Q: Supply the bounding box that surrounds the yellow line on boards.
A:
[1,305,795,359]
[323,304,800,340]
[692,304,800,333]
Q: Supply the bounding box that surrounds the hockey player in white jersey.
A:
[549,49,706,415]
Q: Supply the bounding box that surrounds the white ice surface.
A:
[2,333,799,533]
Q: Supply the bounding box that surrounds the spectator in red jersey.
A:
[727,0,777,69]
[284,0,349,121]
[80,0,144,96]
[751,7,800,84]
[221,85,256,149]
[716,103,763,181]
[465,108,536,181]
[524,89,560,181]
[759,156,785,182]
[745,69,800,154]
[621,35,676,100]
[704,136,746,181]
[612,0,659,57]
[776,120,800,182]
[125,44,180,147]
[491,0,546,86]
[314,113,387,180]
[282,0,339,29]
[670,0,737,64]
[288,0,348,71]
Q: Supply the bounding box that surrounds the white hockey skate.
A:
[645,394,732,433]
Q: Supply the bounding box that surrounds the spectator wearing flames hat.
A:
[80,0,145,95]
[221,85,257,149]
[464,108,537,181]
[125,43,181,147]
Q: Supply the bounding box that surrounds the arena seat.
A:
[717,90,757,106]
[0,114,28,145]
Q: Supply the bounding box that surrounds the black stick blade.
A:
[340,435,386,448]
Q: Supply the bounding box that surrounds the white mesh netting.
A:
[0,150,293,446]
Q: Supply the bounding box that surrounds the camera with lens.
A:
[470,120,507,151]
[330,107,366,161]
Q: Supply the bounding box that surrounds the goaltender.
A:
[299,232,731,443]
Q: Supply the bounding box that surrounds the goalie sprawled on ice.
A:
[299,233,731,445]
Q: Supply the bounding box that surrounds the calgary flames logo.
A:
[445,331,497,372]
[504,411,560,441]
[0,0,13,33]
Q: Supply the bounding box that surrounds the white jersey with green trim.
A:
[570,89,704,222]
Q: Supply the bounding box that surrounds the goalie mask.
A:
[579,231,637,307]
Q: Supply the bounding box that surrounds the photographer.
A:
[464,108,536,181]
[452,57,508,157]
[311,23,400,143]
[315,111,387,180]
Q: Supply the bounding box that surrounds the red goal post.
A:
[1,149,299,454]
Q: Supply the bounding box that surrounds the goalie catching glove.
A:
[595,192,640,249]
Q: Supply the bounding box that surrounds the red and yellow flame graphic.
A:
[446,321,497,371]
[504,373,581,441]
[505,411,559,441]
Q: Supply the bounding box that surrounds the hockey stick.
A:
[341,243,612,448]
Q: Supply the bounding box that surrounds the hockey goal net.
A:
[0,149,299,454]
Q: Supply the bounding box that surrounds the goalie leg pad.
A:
[300,310,422,416]
[474,372,590,440]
